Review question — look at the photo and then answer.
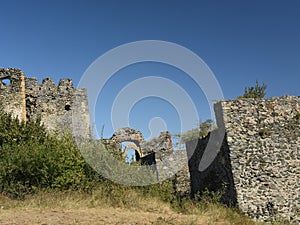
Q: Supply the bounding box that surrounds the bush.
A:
[238,80,267,99]
[0,110,100,198]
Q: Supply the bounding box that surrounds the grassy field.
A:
[0,187,276,225]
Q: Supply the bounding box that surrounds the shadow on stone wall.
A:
[186,131,237,206]
[141,152,156,166]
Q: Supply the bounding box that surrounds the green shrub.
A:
[238,80,267,99]
[0,110,100,198]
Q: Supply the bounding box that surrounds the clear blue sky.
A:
[1,0,299,139]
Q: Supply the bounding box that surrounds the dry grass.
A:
[0,188,278,225]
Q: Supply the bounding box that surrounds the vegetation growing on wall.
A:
[238,80,267,98]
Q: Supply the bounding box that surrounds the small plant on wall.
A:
[238,80,267,99]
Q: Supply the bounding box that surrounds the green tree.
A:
[238,80,267,98]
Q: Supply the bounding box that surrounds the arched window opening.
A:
[1,78,11,86]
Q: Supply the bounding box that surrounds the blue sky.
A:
[0,0,299,139]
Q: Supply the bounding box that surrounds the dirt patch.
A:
[0,207,208,225]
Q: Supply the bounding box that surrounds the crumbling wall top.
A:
[111,127,144,145]
[0,68,23,90]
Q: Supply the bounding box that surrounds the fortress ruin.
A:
[0,68,90,138]
[184,96,300,223]
[0,68,299,223]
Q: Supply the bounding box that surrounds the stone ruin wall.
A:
[185,96,299,223]
[185,133,237,206]
[107,127,190,193]
[108,127,173,158]
[216,96,299,223]
[0,68,90,138]
[0,68,25,120]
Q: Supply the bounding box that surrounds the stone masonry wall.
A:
[0,68,90,138]
[186,133,237,206]
[107,128,190,193]
[0,68,25,120]
[140,131,173,156]
[214,96,300,223]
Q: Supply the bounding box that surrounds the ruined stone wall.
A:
[111,127,144,147]
[140,131,173,155]
[0,68,90,138]
[0,68,25,120]
[214,96,300,223]
[185,133,237,206]
[172,150,191,197]
[139,132,191,193]
[107,128,190,192]
[109,128,173,157]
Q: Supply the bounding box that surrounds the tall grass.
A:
[0,185,272,225]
